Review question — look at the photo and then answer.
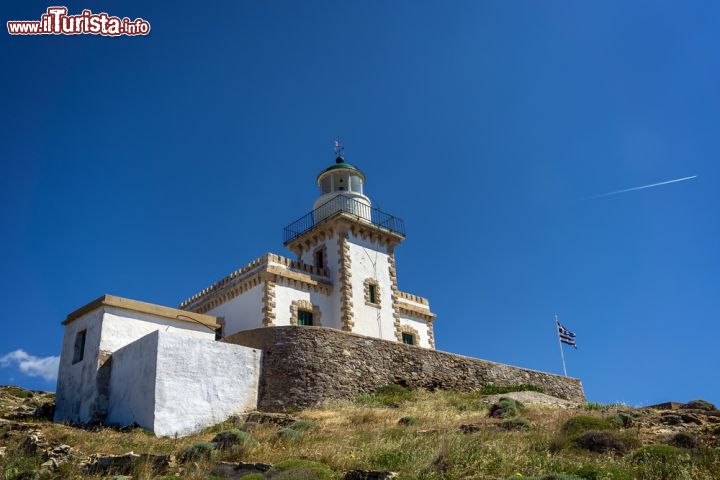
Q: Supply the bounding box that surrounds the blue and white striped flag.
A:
[557,322,577,349]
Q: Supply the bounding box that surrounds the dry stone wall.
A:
[224,326,585,411]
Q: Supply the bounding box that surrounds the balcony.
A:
[283,195,406,244]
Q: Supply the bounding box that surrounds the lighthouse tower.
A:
[282,146,435,346]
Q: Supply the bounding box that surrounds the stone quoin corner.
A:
[53,151,585,437]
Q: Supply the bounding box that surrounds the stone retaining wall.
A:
[224,326,585,411]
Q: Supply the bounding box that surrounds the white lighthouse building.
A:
[179,151,436,347]
[53,148,436,435]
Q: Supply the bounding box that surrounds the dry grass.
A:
[2,388,720,479]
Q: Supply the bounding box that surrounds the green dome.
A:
[316,156,366,184]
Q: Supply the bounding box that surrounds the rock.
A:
[660,414,684,426]
[482,391,579,408]
[212,461,272,479]
[22,429,48,453]
[0,446,6,458]
[84,452,175,475]
[40,458,60,471]
[42,444,74,464]
[85,452,140,475]
[344,470,398,479]
[31,402,55,420]
[245,411,297,427]
[459,423,482,434]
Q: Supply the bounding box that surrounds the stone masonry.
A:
[224,326,586,412]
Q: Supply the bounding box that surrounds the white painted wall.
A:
[54,306,215,425]
[100,307,213,351]
[346,232,396,341]
[107,331,261,437]
[106,332,157,430]
[55,308,104,423]
[206,284,264,337]
[299,232,342,328]
[399,314,431,348]
[273,284,336,328]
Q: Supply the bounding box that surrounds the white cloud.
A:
[0,349,60,382]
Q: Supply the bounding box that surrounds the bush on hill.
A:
[684,399,716,411]
[489,397,525,418]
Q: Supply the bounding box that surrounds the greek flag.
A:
[557,322,577,349]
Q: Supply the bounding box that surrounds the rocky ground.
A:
[1,385,719,479]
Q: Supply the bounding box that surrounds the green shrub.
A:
[288,420,318,431]
[239,475,266,480]
[489,397,525,418]
[574,430,628,454]
[276,427,302,441]
[632,444,685,463]
[182,441,216,461]
[607,412,633,428]
[212,429,256,449]
[560,415,615,436]
[685,399,717,411]
[668,432,698,449]
[268,459,334,480]
[500,417,532,430]
[3,386,33,399]
[479,384,544,395]
[398,416,418,426]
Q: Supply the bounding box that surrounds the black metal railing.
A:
[283,195,406,244]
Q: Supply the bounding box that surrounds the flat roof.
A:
[64,294,219,329]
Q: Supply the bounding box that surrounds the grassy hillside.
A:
[1,385,719,479]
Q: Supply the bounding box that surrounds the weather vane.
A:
[334,138,344,159]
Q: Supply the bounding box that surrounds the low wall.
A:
[224,326,585,411]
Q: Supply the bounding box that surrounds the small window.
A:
[314,249,324,269]
[298,310,313,326]
[72,329,87,364]
[350,175,362,193]
[320,176,332,194]
[369,284,377,304]
[401,333,415,345]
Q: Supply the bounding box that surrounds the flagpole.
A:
[555,314,568,377]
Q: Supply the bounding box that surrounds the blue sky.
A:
[1,1,718,406]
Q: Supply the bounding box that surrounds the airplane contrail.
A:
[584,175,698,200]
